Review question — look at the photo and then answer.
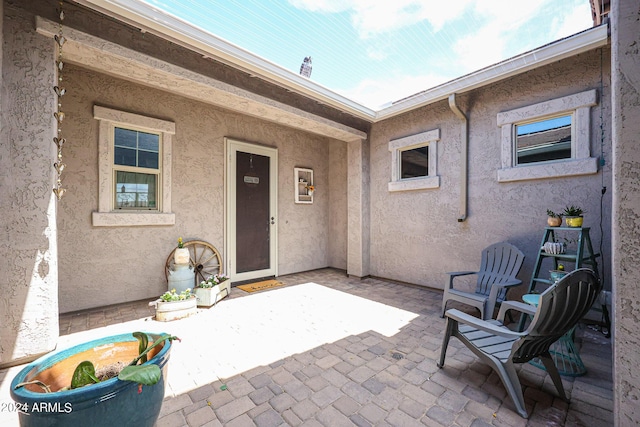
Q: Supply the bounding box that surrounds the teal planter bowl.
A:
[550,270,568,284]
[10,332,172,427]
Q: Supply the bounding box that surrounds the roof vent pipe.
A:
[448,94,468,222]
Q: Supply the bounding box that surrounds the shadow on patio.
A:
[0,269,612,426]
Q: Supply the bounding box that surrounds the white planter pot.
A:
[151,297,197,322]
[174,247,190,265]
[195,281,231,307]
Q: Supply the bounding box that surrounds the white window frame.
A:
[92,106,175,226]
[388,129,440,192]
[496,89,599,182]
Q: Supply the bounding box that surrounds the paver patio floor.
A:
[0,268,613,426]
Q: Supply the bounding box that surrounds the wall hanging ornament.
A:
[53,0,67,200]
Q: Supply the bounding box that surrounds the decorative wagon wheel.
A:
[165,240,223,286]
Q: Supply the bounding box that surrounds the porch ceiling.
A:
[36,17,367,144]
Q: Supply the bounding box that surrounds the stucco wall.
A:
[0,4,59,366]
[368,49,612,296]
[612,0,640,424]
[58,64,347,313]
[328,140,348,270]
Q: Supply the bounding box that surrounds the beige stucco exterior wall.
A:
[0,4,59,366]
[368,49,612,295]
[57,64,347,313]
[347,139,371,277]
[611,0,640,424]
[328,140,348,270]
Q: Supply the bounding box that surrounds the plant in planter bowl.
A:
[546,209,562,227]
[562,205,584,227]
[10,332,179,427]
[150,288,197,321]
[195,273,230,307]
[549,263,568,284]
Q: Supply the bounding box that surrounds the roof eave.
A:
[71,0,609,123]
[375,24,609,121]
[72,0,377,120]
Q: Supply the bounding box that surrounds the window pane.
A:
[516,115,571,165]
[138,132,159,152]
[114,127,160,169]
[114,147,136,166]
[115,171,157,209]
[114,127,137,148]
[138,151,159,169]
[401,146,428,179]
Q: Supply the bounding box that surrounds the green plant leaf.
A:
[71,360,100,389]
[133,332,149,364]
[118,365,161,386]
[129,333,179,367]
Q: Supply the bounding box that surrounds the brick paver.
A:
[0,269,613,426]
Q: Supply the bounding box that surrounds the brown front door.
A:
[226,139,277,282]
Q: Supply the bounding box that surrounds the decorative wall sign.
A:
[294,167,313,204]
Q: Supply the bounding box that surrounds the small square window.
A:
[401,146,428,178]
[388,129,440,192]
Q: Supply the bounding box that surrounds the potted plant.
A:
[562,205,584,227]
[149,288,197,321]
[546,209,562,227]
[549,263,568,284]
[174,237,190,264]
[195,273,230,307]
[10,332,178,427]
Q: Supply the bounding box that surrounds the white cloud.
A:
[450,0,591,75]
[338,73,451,108]
[366,46,389,61]
[550,2,593,39]
[290,0,474,38]
[287,0,350,13]
[452,25,506,74]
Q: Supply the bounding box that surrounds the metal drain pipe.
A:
[448,94,468,222]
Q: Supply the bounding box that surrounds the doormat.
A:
[237,279,284,293]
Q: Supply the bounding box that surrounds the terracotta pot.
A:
[547,216,562,227]
[10,332,172,427]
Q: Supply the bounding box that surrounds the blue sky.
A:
[146,0,593,108]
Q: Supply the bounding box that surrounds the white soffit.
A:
[71,0,608,123]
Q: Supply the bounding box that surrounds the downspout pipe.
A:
[448,94,468,222]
